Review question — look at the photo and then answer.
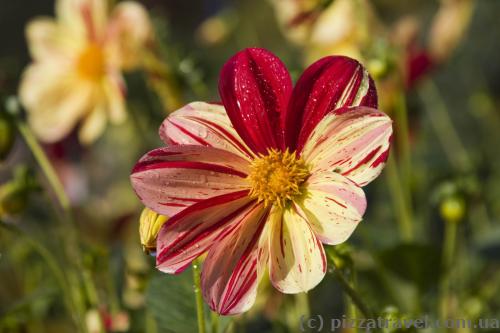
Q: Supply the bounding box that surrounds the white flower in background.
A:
[19,0,152,144]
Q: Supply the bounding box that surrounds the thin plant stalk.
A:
[145,310,158,333]
[192,258,207,333]
[394,92,412,204]
[419,81,472,172]
[345,270,359,333]
[296,292,310,318]
[210,311,219,333]
[385,154,414,241]
[331,264,373,319]
[439,220,458,326]
[15,121,70,212]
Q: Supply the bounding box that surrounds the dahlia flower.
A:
[131,48,392,315]
[19,0,152,144]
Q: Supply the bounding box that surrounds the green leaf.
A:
[377,243,441,291]
[145,268,233,333]
[145,269,199,333]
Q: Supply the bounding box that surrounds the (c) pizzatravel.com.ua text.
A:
[300,314,500,332]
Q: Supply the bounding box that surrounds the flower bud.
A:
[439,196,465,223]
[139,207,168,255]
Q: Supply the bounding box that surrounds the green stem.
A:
[439,220,458,326]
[419,81,472,172]
[385,155,414,241]
[345,270,359,333]
[394,92,412,203]
[192,259,206,333]
[210,311,219,333]
[145,310,158,333]
[14,118,101,332]
[296,292,310,318]
[0,220,85,332]
[331,264,373,319]
[15,120,70,212]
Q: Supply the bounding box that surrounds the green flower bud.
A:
[139,207,168,254]
[368,58,388,80]
[439,196,465,223]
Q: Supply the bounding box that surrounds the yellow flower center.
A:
[247,149,309,208]
[77,43,106,81]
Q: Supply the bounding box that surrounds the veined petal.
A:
[130,145,251,216]
[269,204,327,293]
[156,191,253,274]
[201,202,270,315]
[301,106,393,186]
[298,171,366,245]
[284,56,377,151]
[219,48,293,154]
[159,102,255,161]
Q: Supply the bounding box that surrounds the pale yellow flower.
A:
[429,0,475,63]
[270,0,381,64]
[19,0,152,144]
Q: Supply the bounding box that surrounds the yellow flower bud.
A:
[139,207,168,254]
[439,196,465,223]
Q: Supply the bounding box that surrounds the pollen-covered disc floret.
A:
[247,149,309,208]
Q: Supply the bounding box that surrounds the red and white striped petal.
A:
[269,204,327,293]
[130,145,251,216]
[159,102,255,161]
[283,56,377,151]
[298,171,366,245]
[201,202,270,315]
[301,106,393,187]
[219,48,293,154]
[156,191,253,274]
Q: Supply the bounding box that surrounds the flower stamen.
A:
[247,149,309,208]
[77,43,106,81]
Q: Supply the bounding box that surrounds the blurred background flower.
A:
[19,0,152,144]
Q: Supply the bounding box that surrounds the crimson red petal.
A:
[282,56,378,152]
[155,190,253,274]
[219,48,293,154]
